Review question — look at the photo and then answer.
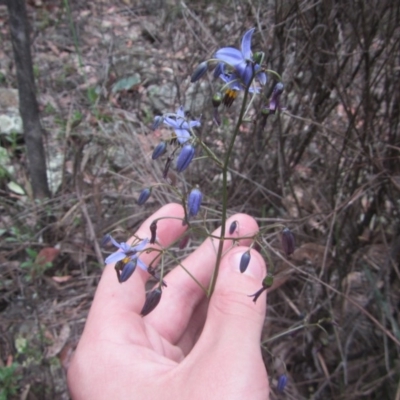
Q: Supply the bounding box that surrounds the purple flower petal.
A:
[175,128,191,144]
[176,106,185,118]
[133,238,149,252]
[257,71,267,85]
[105,251,126,265]
[215,47,243,66]
[137,258,148,271]
[189,120,201,129]
[241,28,255,59]
[213,62,224,79]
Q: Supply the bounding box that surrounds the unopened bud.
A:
[190,61,209,83]
[152,141,167,160]
[262,274,274,288]
[176,144,195,173]
[281,228,295,256]
[178,233,190,249]
[188,188,203,217]
[253,51,264,64]
[140,287,162,316]
[240,250,251,273]
[116,258,137,283]
[100,234,111,247]
[212,92,223,108]
[150,221,157,244]
[229,221,238,235]
[277,374,288,393]
[151,115,163,130]
[137,188,151,205]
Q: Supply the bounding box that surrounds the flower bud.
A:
[269,82,284,114]
[262,274,274,288]
[151,115,163,130]
[273,82,284,96]
[140,287,162,316]
[152,141,167,160]
[116,258,137,283]
[229,220,238,235]
[212,92,223,108]
[240,250,251,273]
[190,61,209,82]
[253,51,264,64]
[100,233,111,247]
[281,228,295,256]
[176,144,195,173]
[137,188,151,205]
[178,233,190,249]
[188,188,203,217]
[150,221,157,244]
[277,374,288,393]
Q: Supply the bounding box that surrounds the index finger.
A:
[83,203,187,338]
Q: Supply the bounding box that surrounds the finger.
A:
[190,247,267,364]
[84,203,187,337]
[145,214,259,346]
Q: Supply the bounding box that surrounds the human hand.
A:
[67,203,269,399]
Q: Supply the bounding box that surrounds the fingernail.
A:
[229,249,264,280]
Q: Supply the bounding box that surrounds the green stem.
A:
[208,84,252,296]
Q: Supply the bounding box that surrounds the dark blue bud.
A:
[118,258,137,283]
[240,250,251,273]
[176,144,195,173]
[140,287,162,316]
[150,221,157,244]
[281,228,295,256]
[100,234,111,247]
[151,116,163,130]
[152,141,167,160]
[269,82,284,114]
[137,188,151,205]
[229,221,238,235]
[277,374,288,393]
[188,188,203,217]
[190,61,209,83]
[273,82,284,95]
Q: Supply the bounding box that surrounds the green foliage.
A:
[20,248,53,281]
[0,364,20,400]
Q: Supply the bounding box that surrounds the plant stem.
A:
[208,85,251,296]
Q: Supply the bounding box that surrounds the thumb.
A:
[204,247,267,347]
[187,247,268,397]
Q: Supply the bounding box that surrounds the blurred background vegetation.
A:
[0,0,399,398]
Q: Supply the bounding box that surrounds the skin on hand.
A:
[67,203,269,400]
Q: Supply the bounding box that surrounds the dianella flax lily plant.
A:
[101,27,292,318]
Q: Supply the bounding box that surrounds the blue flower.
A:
[105,235,149,272]
[176,144,195,173]
[162,106,201,145]
[214,28,267,89]
[188,188,203,217]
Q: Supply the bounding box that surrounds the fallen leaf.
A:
[35,247,60,267]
